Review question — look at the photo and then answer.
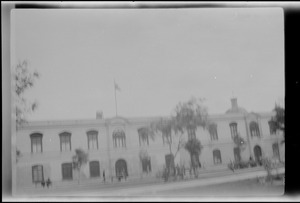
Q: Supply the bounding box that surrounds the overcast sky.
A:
[11,8,284,121]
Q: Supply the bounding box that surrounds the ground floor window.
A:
[89,161,100,178]
[272,143,280,159]
[62,163,73,180]
[213,149,222,165]
[141,158,151,173]
[32,165,44,183]
[234,147,241,162]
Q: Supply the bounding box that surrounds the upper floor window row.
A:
[268,120,276,135]
[209,123,218,141]
[113,129,126,148]
[229,122,238,138]
[59,132,72,152]
[250,121,260,138]
[138,127,150,146]
[30,133,43,153]
[87,130,98,150]
[187,128,196,141]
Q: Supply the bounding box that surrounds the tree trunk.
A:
[78,169,80,184]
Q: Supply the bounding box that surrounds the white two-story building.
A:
[15,98,284,189]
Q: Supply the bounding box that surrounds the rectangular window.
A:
[31,137,42,153]
[88,134,98,150]
[233,147,241,162]
[142,158,151,173]
[230,123,238,138]
[213,150,222,164]
[62,163,73,180]
[139,135,149,146]
[32,165,44,183]
[60,133,71,152]
[269,121,276,135]
[272,143,280,159]
[209,124,218,141]
[188,129,196,141]
[89,161,100,178]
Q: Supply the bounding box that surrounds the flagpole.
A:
[114,80,118,116]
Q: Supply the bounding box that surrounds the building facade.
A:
[15,98,285,188]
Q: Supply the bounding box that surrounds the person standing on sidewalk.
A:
[103,170,106,182]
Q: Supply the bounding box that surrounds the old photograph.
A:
[11,5,285,200]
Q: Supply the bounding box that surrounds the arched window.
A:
[59,132,71,152]
[89,161,100,178]
[229,122,238,138]
[138,127,149,146]
[30,133,43,153]
[250,122,260,137]
[87,130,98,150]
[213,149,222,165]
[113,129,126,148]
[32,165,44,183]
[115,159,128,178]
[209,123,218,141]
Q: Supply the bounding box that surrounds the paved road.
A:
[15,167,284,197]
[134,178,284,197]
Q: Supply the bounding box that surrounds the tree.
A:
[149,117,185,168]
[270,104,285,143]
[184,138,203,174]
[13,60,39,129]
[173,97,208,134]
[233,133,247,152]
[173,97,209,172]
[72,149,89,184]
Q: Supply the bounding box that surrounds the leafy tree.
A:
[270,104,285,142]
[149,117,185,169]
[233,133,247,152]
[148,97,209,179]
[13,60,39,129]
[173,97,208,133]
[184,138,203,174]
[72,149,89,184]
[173,97,209,171]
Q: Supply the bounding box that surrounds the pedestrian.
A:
[41,179,45,188]
[103,170,106,182]
[46,178,52,188]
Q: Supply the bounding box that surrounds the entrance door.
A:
[115,159,128,178]
[254,145,262,163]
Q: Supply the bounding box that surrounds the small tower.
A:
[231,98,238,110]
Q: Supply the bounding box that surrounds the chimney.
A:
[231,98,238,109]
[96,111,103,119]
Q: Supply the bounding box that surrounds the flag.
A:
[114,81,121,92]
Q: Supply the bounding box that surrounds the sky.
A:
[11,8,284,121]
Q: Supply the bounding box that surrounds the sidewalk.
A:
[15,166,284,196]
[100,167,285,196]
